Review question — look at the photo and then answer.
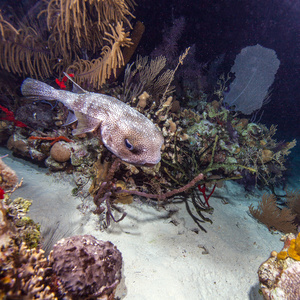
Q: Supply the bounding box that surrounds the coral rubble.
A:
[0,156,18,191]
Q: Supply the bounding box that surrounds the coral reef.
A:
[258,233,300,300]
[50,235,123,299]
[0,46,295,229]
[0,2,296,230]
[0,192,53,298]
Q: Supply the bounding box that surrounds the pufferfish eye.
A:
[125,138,134,150]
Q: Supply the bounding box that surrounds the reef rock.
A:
[258,233,300,300]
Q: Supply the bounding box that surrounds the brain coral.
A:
[50,235,122,299]
[50,142,71,162]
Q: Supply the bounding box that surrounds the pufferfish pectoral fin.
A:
[63,111,78,126]
[72,111,101,135]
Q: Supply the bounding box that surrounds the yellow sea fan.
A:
[67,22,133,89]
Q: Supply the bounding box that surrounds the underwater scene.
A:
[0,0,299,299]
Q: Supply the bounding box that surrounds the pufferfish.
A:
[21,78,164,166]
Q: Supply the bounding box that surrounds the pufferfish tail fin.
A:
[21,78,61,101]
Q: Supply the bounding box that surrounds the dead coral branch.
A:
[117,172,204,201]
[0,157,18,191]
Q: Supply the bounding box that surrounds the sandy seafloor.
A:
[1,146,299,300]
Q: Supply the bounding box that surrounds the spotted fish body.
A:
[21,78,164,165]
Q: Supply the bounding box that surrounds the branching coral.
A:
[121,54,174,103]
[286,189,300,224]
[249,194,297,233]
[0,0,137,88]
[45,0,135,54]
[0,15,52,79]
[90,153,205,227]
[238,123,296,187]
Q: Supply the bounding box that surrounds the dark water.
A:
[137,0,300,184]
[136,0,300,133]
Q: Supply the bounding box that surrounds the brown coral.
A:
[286,189,300,224]
[249,194,297,233]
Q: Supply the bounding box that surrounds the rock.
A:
[7,133,29,155]
[45,156,67,171]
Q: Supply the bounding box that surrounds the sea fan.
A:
[224,44,280,115]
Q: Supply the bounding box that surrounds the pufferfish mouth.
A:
[122,154,161,166]
[141,156,161,167]
[143,162,158,167]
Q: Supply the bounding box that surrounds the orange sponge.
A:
[288,233,300,261]
[277,250,288,260]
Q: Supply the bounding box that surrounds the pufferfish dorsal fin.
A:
[63,72,87,93]
[72,111,101,135]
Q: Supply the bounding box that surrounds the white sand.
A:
[1,148,284,300]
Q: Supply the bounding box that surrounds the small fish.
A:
[21,78,164,165]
